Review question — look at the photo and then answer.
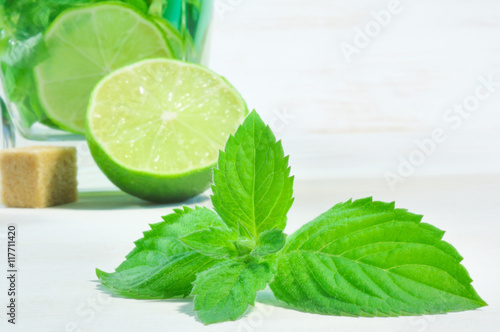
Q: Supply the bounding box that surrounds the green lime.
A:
[86,58,248,202]
[34,3,173,134]
[153,17,185,60]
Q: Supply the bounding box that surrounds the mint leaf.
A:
[251,229,286,257]
[180,226,238,259]
[180,223,286,260]
[1,62,53,128]
[0,33,46,68]
[269,197,487,316]
[234,237,256,257]
[212,110,294,240]
[96,206,224,298]
[192,260,274,324]
[148,0,167,17]
[96,251,213,299]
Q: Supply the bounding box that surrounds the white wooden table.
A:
[1,0,499,331]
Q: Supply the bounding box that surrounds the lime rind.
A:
[85,58,248,202]
[86,136,215,202]
[153,17,185,61]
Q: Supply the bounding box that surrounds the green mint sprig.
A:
[97,110,486,324]
[270,198,486,316]
[211,109,294,239]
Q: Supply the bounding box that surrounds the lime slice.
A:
[153,17,185,60]
[86,58,248,202]
[34,3,173,134]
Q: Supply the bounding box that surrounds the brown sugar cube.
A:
[0,146,77,208]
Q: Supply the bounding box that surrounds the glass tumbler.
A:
[0,0,213,148]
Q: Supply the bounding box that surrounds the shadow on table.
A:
[175,288,290,323]
[94,281,194,302]
[57,191,210,210]
[178,301,198,320]
[256,288,288,308]
[93,281,200,320]
[93,281,291,323]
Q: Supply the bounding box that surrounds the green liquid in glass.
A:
[0,0,213,140]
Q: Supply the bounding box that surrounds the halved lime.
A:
[86,58,248,202]
[34,3,173,134]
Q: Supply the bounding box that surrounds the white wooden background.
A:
[209,0,500,181]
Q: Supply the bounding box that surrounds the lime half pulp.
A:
[86,58,248,202]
